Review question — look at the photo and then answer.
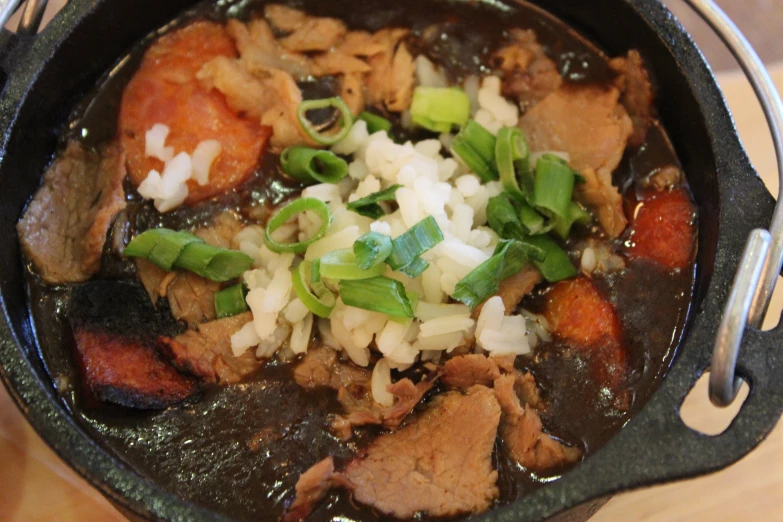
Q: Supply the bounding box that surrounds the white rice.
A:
[371,358,394,406]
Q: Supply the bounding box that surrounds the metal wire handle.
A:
[682,0,783,406]
[0,0,48,35]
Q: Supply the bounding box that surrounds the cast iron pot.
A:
[1,0,782,520]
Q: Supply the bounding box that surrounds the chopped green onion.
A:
[339,276,414,318]
[123,228,176,258]
[410,87,471,133]
[279,146,348,185]
[148,231,204,271]
[552,201,592,239]
[522,235,577,282]
[214,284,248,318]
[125,228,252,282]
[398,256,429,278]
[297,97,354,145]
[359,111,392,134]
[452,240,536,310]
[451,120,498,182]
[496,127,533,200]
[293,261,336,318]
[533,154,576,222]
[320,249,386,280]
[353,232,393,270]
[386,216,444,271]
[518,200,548,235]
[346,184,401,219]
[487,195,526,241]
[264,198,332,254]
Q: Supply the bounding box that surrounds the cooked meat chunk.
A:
[278,15,347,53]
[543,277,627,389]
[312,50,371,76]
[159,312,259,384]
[73,328,197,409]
[264,4,308,32]
[295,345,435,435]
[610,50,654,147]
[494,29,562,110]
[642,164,682,191]
[196,56,268,118]
[194,211,244,248]
[294,344,371,390]
[338,30,387,57]
[626,187,696,270]
[494,374,581,472]
[473,265,542,317]
[224,18,312,80]
[337,375,436,431]
[284,457,351,522]
[519,85,632,237]
[18,141,125,284]
[343,386,501,518]
[339,73,365,117]
[120,21,271,205]
[442,354,501,389]
[69,280,194,409]
[365,29,415,112]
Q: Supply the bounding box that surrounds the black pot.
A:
[1,0,782,521]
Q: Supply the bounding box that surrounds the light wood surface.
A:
[1,1,782,521]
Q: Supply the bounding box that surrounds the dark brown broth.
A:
[24,0,696,520]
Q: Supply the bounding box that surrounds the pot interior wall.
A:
[0,0,721,520]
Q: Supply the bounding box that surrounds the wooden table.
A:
[2,1,782,521]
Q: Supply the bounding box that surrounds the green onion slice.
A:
[487,195,526,241]
[387,216,444,271]
[214,284,249,319]
[532,154,576,222]
[522,234,577,282]
[452,239,539,310]
[410,87,471,133]
[125,228,252,282]
[359,111,392,134]
[518,199,549,235]
[123,228,177,258]
[398,256,429,278]
[339,276,414,318]
[279,146,348,185]
[552,201,592,239]
[451,120,498,182]
[346,184,401,219]
[264,198,332,254]
[496,127,533,200]
[148,231,204,271]
[297,97,354,146]
[293,261,336,318]
[353,232,393,269]
[320,249,386,280]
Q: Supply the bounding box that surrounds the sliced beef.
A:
[493,29,562,111]
[494,374,581,472]
[69,280,195,409]
[626,187,697,271]
[472,265,541,319]
[442,354,501,390]
[342,385,501,518]
[294,345,435,436]
[519,85,632,237]
[610,50,654,147]
[18,141,126,284]
[284,457,352,522]
[73,328,197,409]
[278,14,347,53]
[159,312,260,384]
[543,276,627,389]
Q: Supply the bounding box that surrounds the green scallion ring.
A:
[297,97,354,146]
[292,261,336,318]
[319,249,387,280]
[279,146,348,185]
[264,197,332,254]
